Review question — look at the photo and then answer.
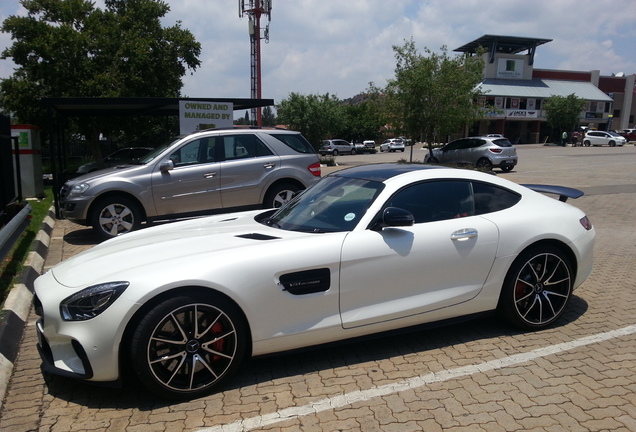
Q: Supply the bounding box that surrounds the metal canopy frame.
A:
[454,34,552,65]
[41,96,275,217]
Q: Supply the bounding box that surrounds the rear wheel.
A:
[332,149,339,156]
[498,245,573,330]
[130,294,248,400]
[90,195,141,239]
[500,166,514,172]
[263,183,301,209]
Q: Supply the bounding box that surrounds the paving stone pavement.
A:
[1,144,636,431]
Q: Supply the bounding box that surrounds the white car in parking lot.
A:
[34,163,595,399]
[583,131,627,147]
[380,139,405,152]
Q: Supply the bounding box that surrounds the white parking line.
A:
[196,324,636,432]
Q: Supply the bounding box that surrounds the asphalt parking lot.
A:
[2,143,636,431]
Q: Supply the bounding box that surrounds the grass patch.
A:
[320,155,336,166]
[1,186,53,304]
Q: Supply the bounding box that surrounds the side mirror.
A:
[372,207,414,230]
[160,160,175,172]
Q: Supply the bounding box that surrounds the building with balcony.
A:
[455,35,635,143]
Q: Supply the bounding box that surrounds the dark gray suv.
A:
[60,128,321,239]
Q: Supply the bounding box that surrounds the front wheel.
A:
[583,140,591,147]
[498,245,573,330]
[130,294,248,400]
[264,183,301,209]
[90,196,141,239]
[609,141,616,147]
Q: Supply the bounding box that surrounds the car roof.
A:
[332,163,441,182]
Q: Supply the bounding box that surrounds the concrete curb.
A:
[0,206,55,410]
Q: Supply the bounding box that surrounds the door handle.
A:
[263,162,276,169]
[451,228,478,241]
[204,172,217,178]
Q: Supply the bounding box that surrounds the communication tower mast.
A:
[239,0,271,126]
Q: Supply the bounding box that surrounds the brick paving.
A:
[1,144,636,431]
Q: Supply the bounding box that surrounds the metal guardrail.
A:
[0,203,32,263]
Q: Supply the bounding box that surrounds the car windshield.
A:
[138,138,181,164]
[608,132,621,137]
[261,175,385,233]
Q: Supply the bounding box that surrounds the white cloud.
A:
[1,0,635,105]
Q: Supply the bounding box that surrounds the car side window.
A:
[222,134,273,160]
[170,139,202,167]
[472,182,521,214]
[170,137,218,167]
[387,180,475,223]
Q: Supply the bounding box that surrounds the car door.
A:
[438,139,466,164]
[339,180,499,329]
[219,133,281,208]
[151,136,222,216]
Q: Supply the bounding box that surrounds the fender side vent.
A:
[235,233,280,241]
[280,268,331,295]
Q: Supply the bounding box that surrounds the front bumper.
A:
[33,272,127,383]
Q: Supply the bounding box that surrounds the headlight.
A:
[60,282,129,321]
[69,182,91,196]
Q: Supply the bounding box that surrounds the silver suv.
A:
[60,128,321,239]
[319,139,356,156]
[424,136,517,172]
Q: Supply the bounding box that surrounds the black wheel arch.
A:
[263,178,306,200]
[510,239,578,279]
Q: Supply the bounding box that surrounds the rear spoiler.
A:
[522,184,584,202]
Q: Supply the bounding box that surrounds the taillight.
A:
[308,162,321,177]
[489,148,503,154]
[579,216,593,231]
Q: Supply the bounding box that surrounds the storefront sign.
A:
[506,110,538,118]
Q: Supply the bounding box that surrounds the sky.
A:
[1,0,636,114]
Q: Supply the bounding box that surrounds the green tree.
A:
[543,94,586,142]
[337,101,385,143]
[371,39,485,160]
[276,92,343,150]
[234,110,250,125]
[1,0,201,159]
[261,105,277,127]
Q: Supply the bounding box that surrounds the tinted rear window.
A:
[492,138,512,147]
[272,134,317,154]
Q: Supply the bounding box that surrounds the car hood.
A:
[50,210,299,288]
[67,164,144,183]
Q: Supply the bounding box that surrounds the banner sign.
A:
[179,101,233,134]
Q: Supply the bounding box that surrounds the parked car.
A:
[34,163,595,399]
[380,139,405,152]
[59,128,321,239]
[76,147,154,174]
[320,139,357,156]
[352,140,377,154]
[424,136,518,172]
[616,129,636,142]
[583,131,626,147]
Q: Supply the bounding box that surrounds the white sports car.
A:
[34,164,595,399]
